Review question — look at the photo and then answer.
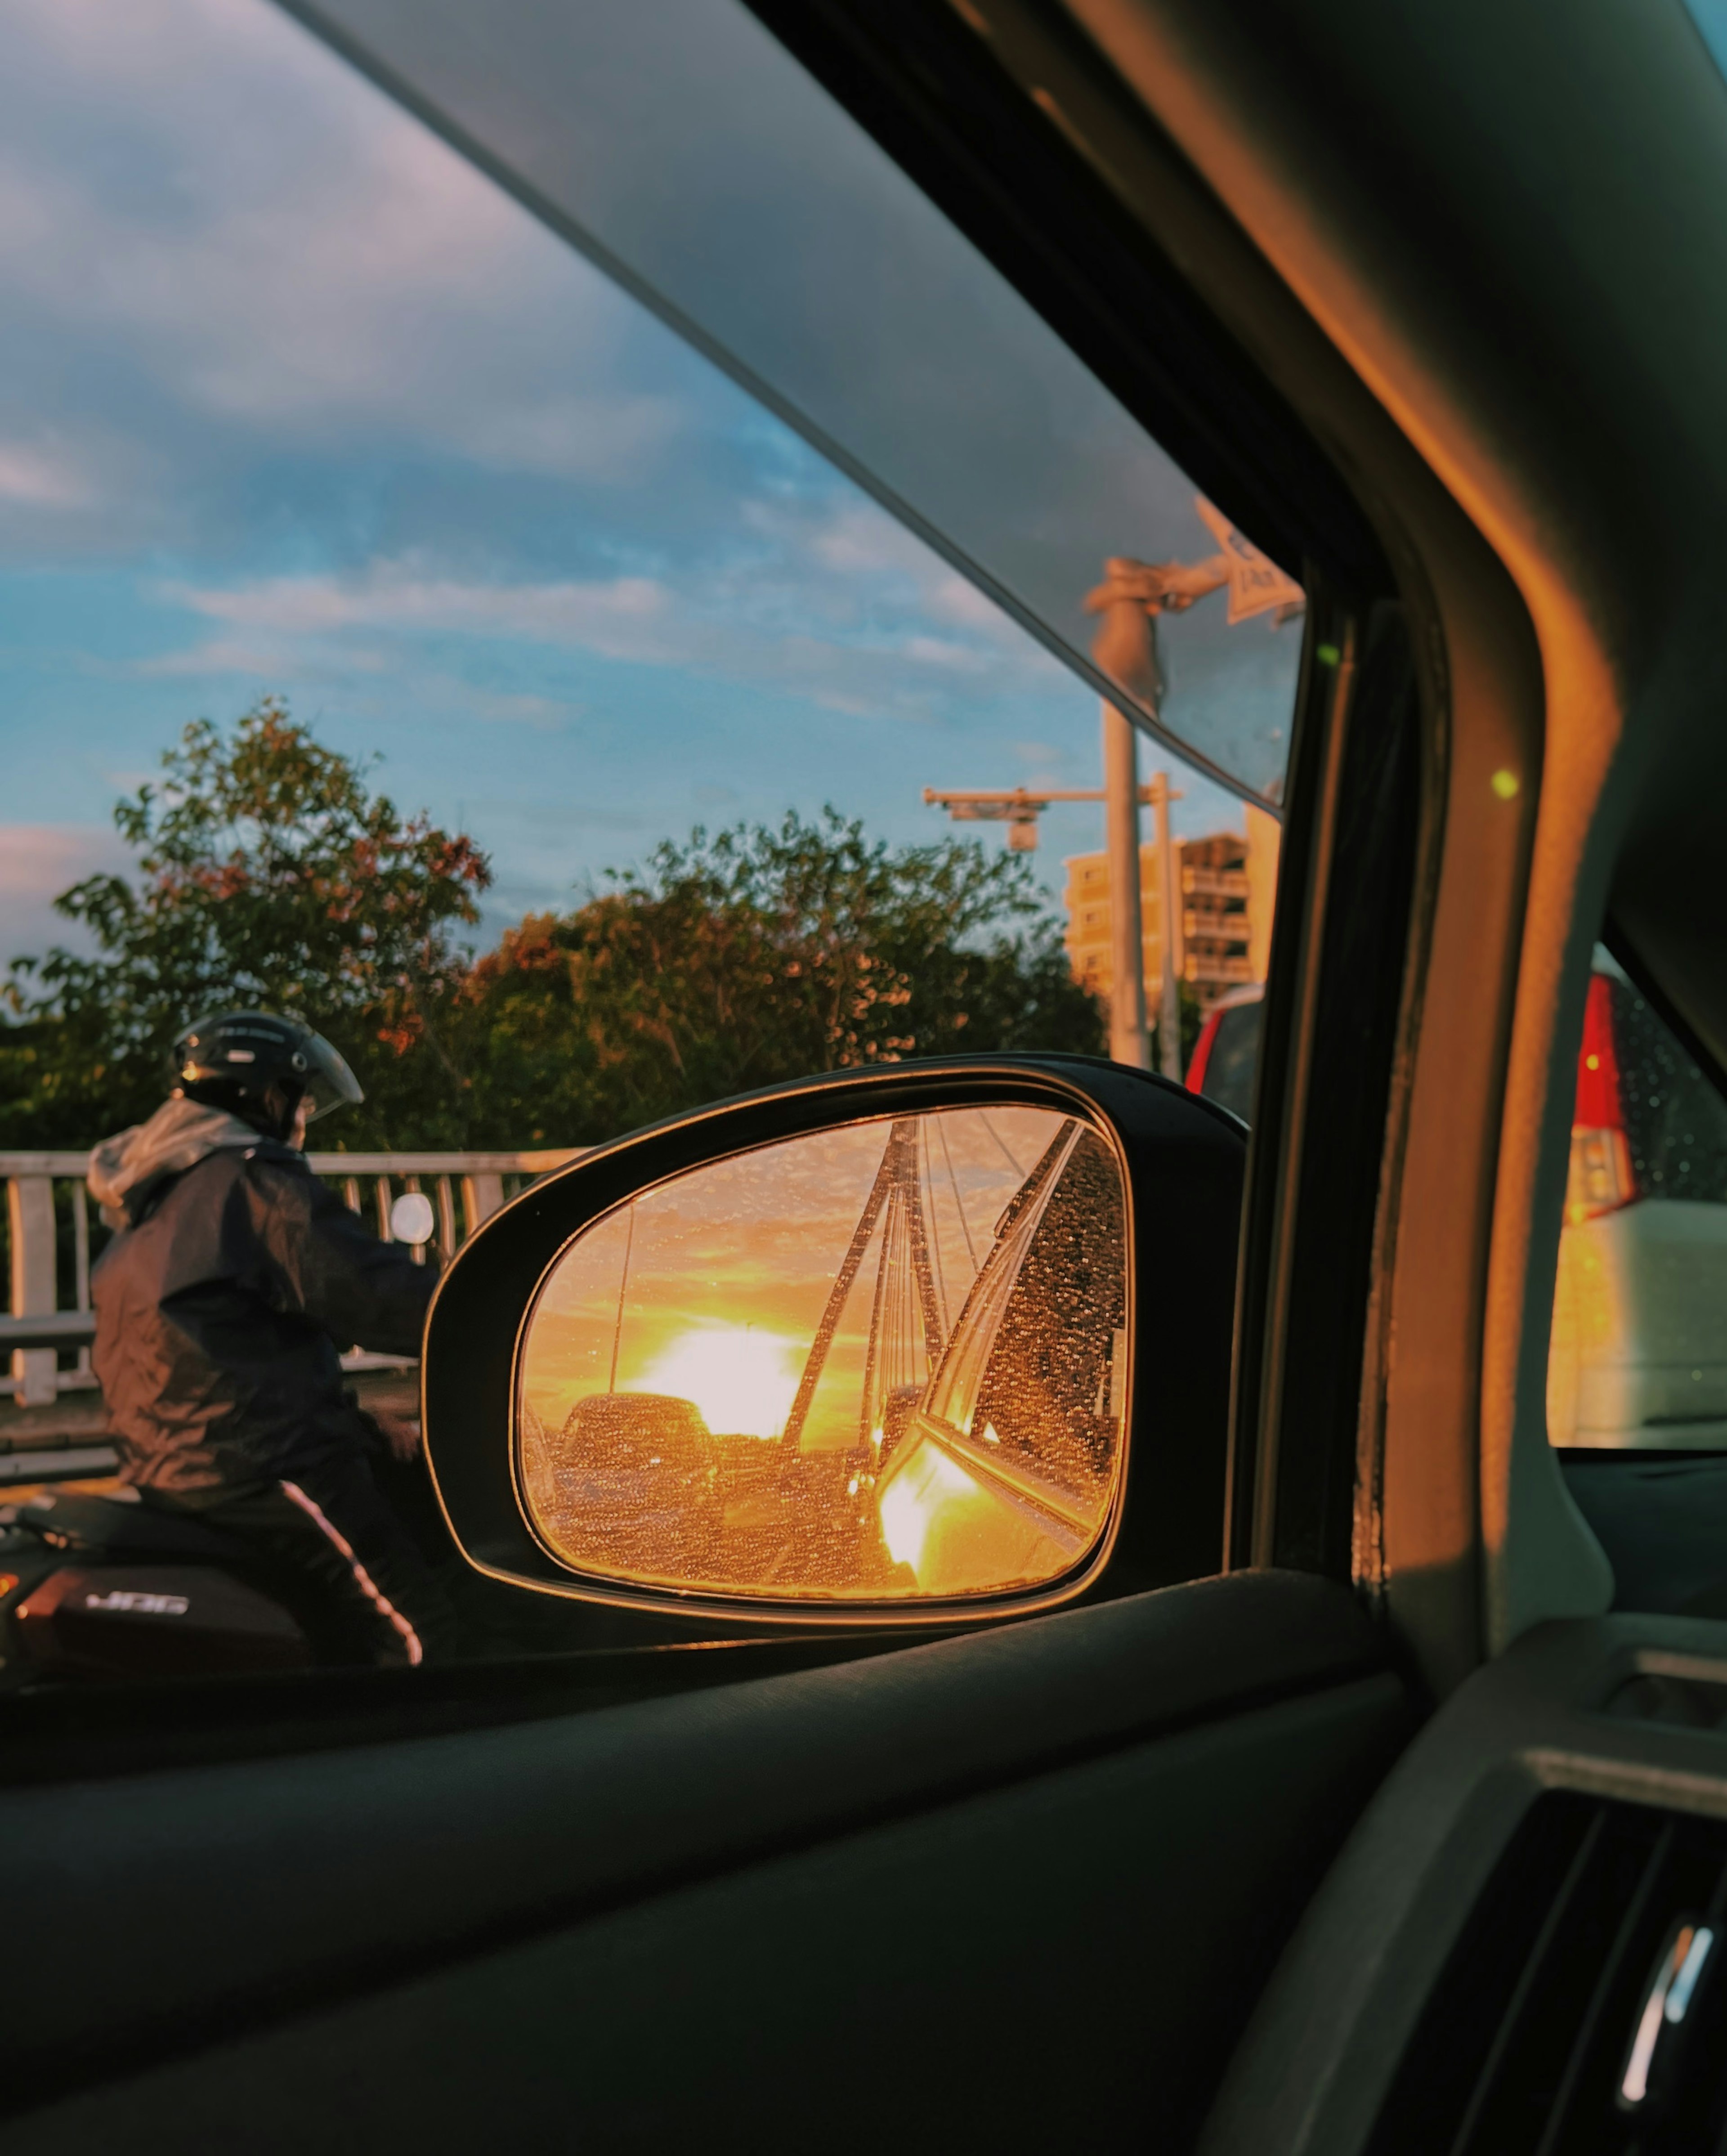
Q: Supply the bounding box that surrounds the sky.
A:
[0,0,1299,971]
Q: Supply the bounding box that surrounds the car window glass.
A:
[1609,988,1727,1205]
[1201,1003,1263,1125]
[1550,952,1727,1619]
[1549,957,1727,1452]
[0,0,1292,1685]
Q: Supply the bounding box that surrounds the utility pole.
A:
[924,764,1185,1075]
[1101,701,1149,1069]
[1081,507,1305,1068]
[1098,713,1182,1076]
[1151,766,1183,1080]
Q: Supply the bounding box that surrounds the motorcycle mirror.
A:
[390,1192,436,1247]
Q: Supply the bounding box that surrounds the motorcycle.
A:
[0,1191,461,1689]
[0,1484,315,1687]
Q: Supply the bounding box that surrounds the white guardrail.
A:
[1,1147,581,1409]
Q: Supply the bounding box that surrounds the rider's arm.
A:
[246,1156,437,1356]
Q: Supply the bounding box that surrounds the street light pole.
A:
[922,758,1183,1074]
[1101,700,1149,1069]
[1151,769,1183,1080]
[1080,508,1303,1078]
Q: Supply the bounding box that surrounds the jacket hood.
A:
[88,1097,264,1228]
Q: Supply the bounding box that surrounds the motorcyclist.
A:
[86,1011,459,1667]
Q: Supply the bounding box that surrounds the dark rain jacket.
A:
[89,1099,436,1502]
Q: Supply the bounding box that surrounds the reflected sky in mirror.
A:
[522,1107,1055,1450]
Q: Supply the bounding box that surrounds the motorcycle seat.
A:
[19,1488,259,1567]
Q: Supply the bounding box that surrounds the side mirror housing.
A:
[422,1057,1244,1627]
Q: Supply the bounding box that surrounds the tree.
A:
[454,810,1105,1145]
[2,729,1104,1152]
[1,699,490,1147]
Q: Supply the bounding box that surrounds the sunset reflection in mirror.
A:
[518,1105,1128,1603]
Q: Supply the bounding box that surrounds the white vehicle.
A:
[1548,952,1727,1449]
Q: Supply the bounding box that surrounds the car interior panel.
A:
[4,1570,1405,2143]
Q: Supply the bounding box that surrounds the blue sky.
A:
[0,0,1297,967]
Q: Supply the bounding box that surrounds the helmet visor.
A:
[300,1030,365,1121]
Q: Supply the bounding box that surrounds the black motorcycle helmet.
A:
[171,1011,363,1138]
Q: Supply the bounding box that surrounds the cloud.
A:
[0,0,708,571]
[141,524,1065,727]
[0,822,129,964]
[901,635,988,672]
[0,0,1092,736]
[810,504,932,578]
[139,638,303,679]
[161,564,671,651]
[928,574,1017,631]
[455,395,686,484]
[465,689,578,730]
[0,823,120,897]
[0,442,89,507]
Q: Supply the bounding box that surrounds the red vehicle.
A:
[1185,984,1265,1126]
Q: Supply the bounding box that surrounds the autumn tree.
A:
[2,724,1103,1153]
[0,699,490,1147]
[453,810,1105,1145]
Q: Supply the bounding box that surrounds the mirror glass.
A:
[518,1106,1128,1603]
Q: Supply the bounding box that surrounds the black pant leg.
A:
[199,1456,462,1667]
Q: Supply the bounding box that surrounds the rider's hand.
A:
[372,1409,422,1464]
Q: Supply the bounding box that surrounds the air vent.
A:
[1368,1792,1727,2156]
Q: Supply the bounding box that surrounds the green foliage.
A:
[1,713,1104,1151]
[454,810,1106,1144]
[1,699,490,1147]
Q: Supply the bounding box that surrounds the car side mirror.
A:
[422,1058,1244,1627]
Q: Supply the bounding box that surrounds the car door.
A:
[0,0,1553,2147]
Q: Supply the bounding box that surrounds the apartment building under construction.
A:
[1062,803,1281,1016]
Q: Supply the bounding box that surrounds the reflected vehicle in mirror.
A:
[888,1120,1125,1596]
[516,1106,1128,1606]
[528,1391,723,1578]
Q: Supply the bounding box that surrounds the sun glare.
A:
[633,1324,805,1439]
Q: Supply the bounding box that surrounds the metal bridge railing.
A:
[2,1147,581,1407]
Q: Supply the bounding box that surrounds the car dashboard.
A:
[1205,1613,1727,2154]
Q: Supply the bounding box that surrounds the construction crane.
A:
[921,780,1178,855]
